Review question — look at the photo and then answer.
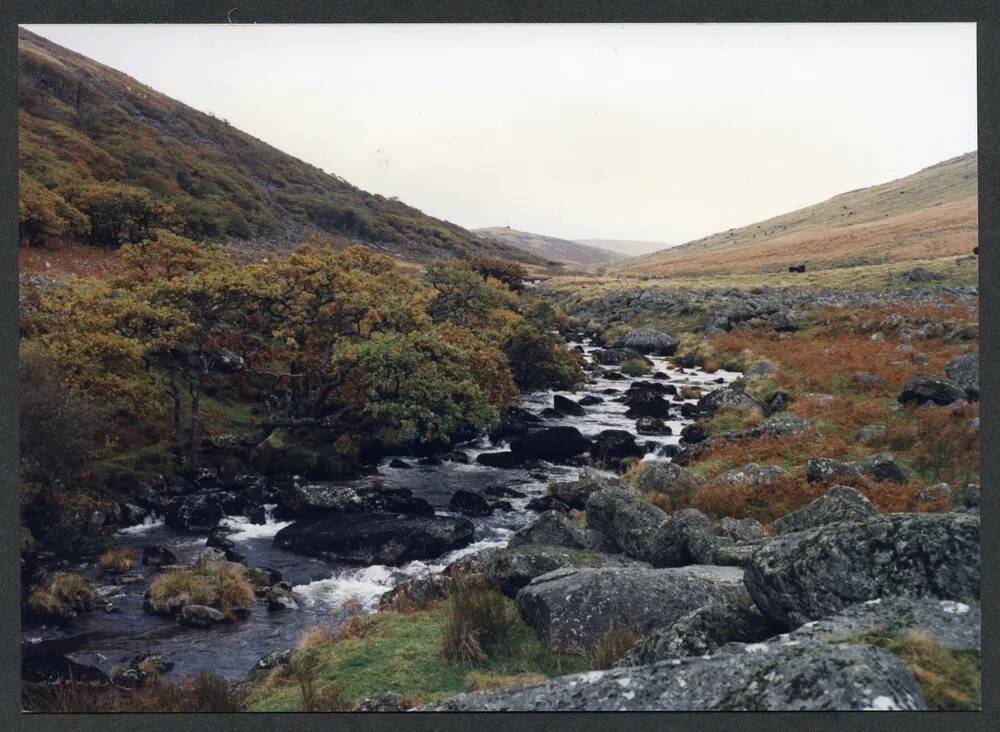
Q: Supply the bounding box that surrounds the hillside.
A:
[475,227,624,268]
[17,28,541,264]
[611,152,978,277]
[574,238,673,258]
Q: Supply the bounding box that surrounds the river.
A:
[22,341,740,681]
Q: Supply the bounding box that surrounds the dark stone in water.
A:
[142,545,177,568]
[510,427,592,462]
[485,485,527,499]
[681,424,707,444]
[448,451,470,464]
[449,489,494,517]
[553,394,586,416]
[591,429,644,468]
[603,371,626,381]
[418,456,443,466]
[476,452,525,469]
[578,395,604,406]
[527,496,572,513]
[274,513,475,566]
[389,458,413,469]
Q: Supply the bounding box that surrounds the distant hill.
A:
[611,152,978,277]
[574,238,673,258]
[17,27,542,264]
[475,227,625,268]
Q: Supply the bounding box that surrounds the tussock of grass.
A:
[588,621,643,670]
[98,547,134,573]
[442,574,513,664]
[28,572,95,620]
[619,358,651,377]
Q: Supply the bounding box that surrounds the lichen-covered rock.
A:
[593,347,643,365]
[418,643,924,711]
[178,604,226,628]
[378,575,451,610]
[772,485,879,534]
[705,463,788,491]
[650,508,716,567]
[515,565,751,653]
[696,385,763,417]
[805,453,908,485]
[632,460,706,506]
[744,512,981,629]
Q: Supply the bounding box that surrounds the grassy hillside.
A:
[475,227,624,268]
[17,28,541,264]
[611,152,977,277]
[574,238,672,258]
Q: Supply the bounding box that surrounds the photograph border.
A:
[2,2,997,731]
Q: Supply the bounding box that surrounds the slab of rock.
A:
[273,513,474,566]
[515,564,750,653]
[772,485,879,534]
[419,641,924,711]
[744,511,980,629]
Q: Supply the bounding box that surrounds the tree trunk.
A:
[187,355,207,449]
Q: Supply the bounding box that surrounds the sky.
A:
[26,23,977,253]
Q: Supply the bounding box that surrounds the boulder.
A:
[388,458,412,469]
[178,604,226,628]
[515,565,753,653]
[651,508,717,567]
[632,461,705,502]
[744,511,981,629]
[945,353,979,399]
[553,394,586,416]
[509,427,591,462]
[250,649,292,678]
[585,487,669,562]
[205,528,245,563]
[680,424,706,443]
[590,429,643,468]
[805,453,908,485]
[623,388,673,418]
[508,511,594,550]
[264,582,299,612]
[614,329,679,356]
[705,463,788,492]
[578,395,604,406]
[448,490,494,517]
[897,374,965,406]
[526,496,571,513]
[273,513,475,566]
[768,312,799,333]
[696,385,763,417]
[772,485,879,534]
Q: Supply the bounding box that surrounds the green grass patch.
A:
[245,603,587,711]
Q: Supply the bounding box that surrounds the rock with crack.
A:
[417,642,924,711]
[515,564,751,653]
[744,511,980,629]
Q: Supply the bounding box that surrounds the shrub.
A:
[98,547,135,574]
[619,358,651,377]
[588,621,642,670]
[442,574,513,664]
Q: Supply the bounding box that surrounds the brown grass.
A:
[588,621,643,670]
[22,671,244,712]
[98,547,134,574]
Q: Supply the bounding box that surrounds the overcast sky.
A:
[27,23,976,251]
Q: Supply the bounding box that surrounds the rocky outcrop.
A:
[420,641,925,711]
[515,565,752,653]
[632,461,705,504]
[771,485,879,534]
[650,508,718,567]
[508,511,595,551]
[805,453,908,485]
[744,512,981,629]
[549,469,625,510]
[272,513,474,565]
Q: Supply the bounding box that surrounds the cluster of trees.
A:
[20,234,583,484]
